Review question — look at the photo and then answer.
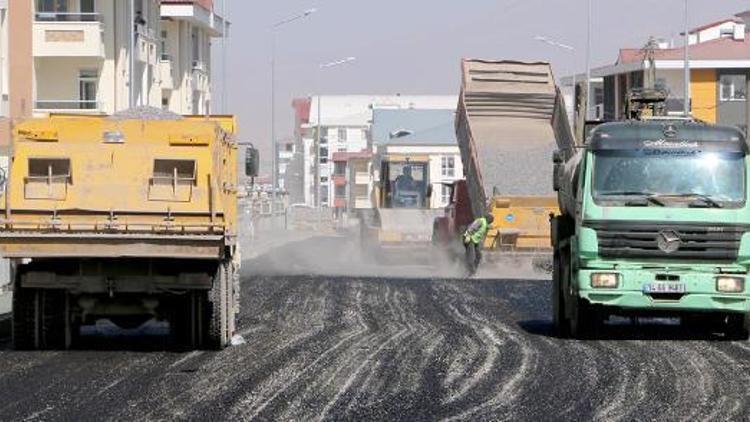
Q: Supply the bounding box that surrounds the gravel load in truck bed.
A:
[456,60,574,216]
[109,106,184,121]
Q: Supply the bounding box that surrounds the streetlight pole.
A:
[314,57,356,228]
[585,0,592,119]
[270,9,316,225]
[683,0,691,116]
[535,36,577,131]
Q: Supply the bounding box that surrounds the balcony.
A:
[33,13,104,58]
[34,100,101,114]
[160,56,175,90]
[135,26,158,65]
[191,62,209,92]
[161,1,228,37]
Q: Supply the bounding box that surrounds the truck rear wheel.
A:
[206,260,232,350]
[13,285,72,350]
[171,291,205,349]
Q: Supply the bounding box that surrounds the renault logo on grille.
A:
[657,230,681,254]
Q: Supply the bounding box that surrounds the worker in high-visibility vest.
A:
[463,214,495,275]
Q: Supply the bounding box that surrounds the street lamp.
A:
[315,57,356,222]
[585,0,592,119]
[683,0,691,116]
[270,8,316,224]
[535,35,578,123]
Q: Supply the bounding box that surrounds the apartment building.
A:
[0,0,226,126]
[294,95,457,208]
[160,0,226,115]
[564,10,750,130]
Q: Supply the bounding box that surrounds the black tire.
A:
[569,298,600,340]
[170,292,204,349]
[725,313,750,341]
[552,251,569,338]
[12,286,38,350]
[206,262,229,350]
[12,286,70,350]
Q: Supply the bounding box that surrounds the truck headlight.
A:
[591,273,619,288]
[716,276,744,293]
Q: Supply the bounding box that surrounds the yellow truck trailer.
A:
[1,110,244,350]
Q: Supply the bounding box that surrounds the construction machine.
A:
[360,154,440,260]
[1,109,252,350]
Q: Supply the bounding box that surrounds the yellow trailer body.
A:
[486,196,558,252]
[1,112,241,350]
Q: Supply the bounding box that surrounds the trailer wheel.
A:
[12,285,70,350]
[171,291,205,349]
[207,261,230,350]
[725,313,750,341]
[12,285,38,350]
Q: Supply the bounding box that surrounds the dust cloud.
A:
[241,229,548,281]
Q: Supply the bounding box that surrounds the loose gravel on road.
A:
[2,270,750,421]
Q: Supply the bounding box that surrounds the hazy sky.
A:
[211,0,750,166]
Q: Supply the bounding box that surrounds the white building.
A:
[160,0,227,115]
[14,0,227,117]
[299,95,457,207]
[370,108,463,209]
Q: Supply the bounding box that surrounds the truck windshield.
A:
[592,150,746,208]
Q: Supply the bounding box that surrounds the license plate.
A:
[643,282,686,294]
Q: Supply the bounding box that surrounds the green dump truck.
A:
[552,119,750,339]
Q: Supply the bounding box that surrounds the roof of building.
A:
[689,17,742,33]
[371,109,456,146]
[616,36,750,65]
[306,95,457,127]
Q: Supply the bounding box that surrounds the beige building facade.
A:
[0,0,226,131]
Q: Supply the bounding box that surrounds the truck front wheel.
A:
[569,298,601,340]
[725,313,750,341]
[551,251,569,337]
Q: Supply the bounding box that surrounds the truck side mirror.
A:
[552,150,564,164]
[553,164,562,192]
[245,147,259,177]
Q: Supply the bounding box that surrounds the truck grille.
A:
[586,221,745,261]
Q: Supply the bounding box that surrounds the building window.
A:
[720,74,747,102]
[338,128,347,143]
[161,95,169,110]
[335,185,346,199]
[37,0,68,13]
[441,185,451,206]
[334,162,347,176]
[320,186,329,204]
[80,0,94,13]
[160,30,170,61]
[191,27,201,66]
[78,69,97,110]
[441,156,456,178]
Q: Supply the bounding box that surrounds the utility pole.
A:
[129,0,135,108]
[585,0,592,119]
[683,0,691,116]
[270,9,316,225]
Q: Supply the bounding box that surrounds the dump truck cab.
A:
[552,119,750,338]
[1,112,242,350]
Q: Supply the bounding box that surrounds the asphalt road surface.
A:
[2,237,750,421]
